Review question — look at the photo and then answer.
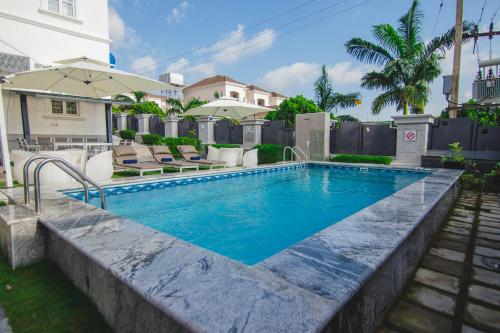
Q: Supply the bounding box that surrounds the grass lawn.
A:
[0,256,111,333]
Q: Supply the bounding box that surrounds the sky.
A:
[108,0,500,121]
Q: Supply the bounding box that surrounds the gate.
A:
[178,119,198,137]
[261,120,294,146]
[330,122,396,156]
[149,115,164,136]
[214,120,243,144]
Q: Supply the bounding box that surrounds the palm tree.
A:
[345,0,473,115]
[167,97,208,116]
[314,65,360,113]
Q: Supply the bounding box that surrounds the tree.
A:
[345,0,473,115]
[167,97,208,116]
[130,101,164,116]
[265,95,320,125]
[314,65,360,113]
[132,91,146,103]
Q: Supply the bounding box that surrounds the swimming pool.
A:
[66,164,429,265]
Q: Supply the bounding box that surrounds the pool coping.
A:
[0,162,463,332]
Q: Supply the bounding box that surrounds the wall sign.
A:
[405,130,417,142]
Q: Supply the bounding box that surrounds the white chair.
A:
[86,150,113,182]
[218,148,239,167]
[243,149,258,168]
[207,146,219,161]
[234,148,244,166]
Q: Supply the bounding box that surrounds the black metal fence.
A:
[428,118,500,151]
[330,122,397,156]
[126,115,138,132]
[261,120,295,146]
[178,119,198,137]
[149,115,165,136]
[214,120,243,144]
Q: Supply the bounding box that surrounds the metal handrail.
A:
[27,157,106,213]
[283,146,301,162]
[292,146,309,160]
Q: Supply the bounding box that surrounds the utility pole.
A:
[448,0,463,118]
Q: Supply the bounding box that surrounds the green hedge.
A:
[156,136,202,159]
[119,129,136,140]
[253,144,291,164]
[330,154,393,165]
[141,134,162,145]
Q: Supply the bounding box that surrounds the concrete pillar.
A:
[116,113,128,131]
[392,114,435,166]
[164,117,179,138]
[295,112,330,161]
[241,119,267,149]
[197,116,219,144]
[135,114,152,143]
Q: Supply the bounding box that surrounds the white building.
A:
[182,75,287,108]
[0,0,111,146]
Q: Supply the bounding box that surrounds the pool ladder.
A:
[23,156,106,213]
[283,146,309,162]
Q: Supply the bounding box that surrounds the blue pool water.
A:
[69,165,428,265]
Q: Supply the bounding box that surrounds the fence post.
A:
[241,119,267,149]
[197,116,219,144]
[164,117,180,138]
[392,114,435,166]
[135,114,152,143]
[116,112,128,131]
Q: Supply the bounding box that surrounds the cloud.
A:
[164,25,276,82]
[108,8,139,49]
[131,56,156,73]
[258,61,372,95]
[167,1,190,24]
[200,25,276,64]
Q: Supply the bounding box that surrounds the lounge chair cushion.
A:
[123,159,138,164]
[113,145,136,157]
[150,145,171,154]
[161,157,173,162]
[190,156,200,161]
[178,145,198,154]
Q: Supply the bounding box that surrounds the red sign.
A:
[405,130,416,142]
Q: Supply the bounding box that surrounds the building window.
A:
[51,100,79,115]
[257,99,265,106]
[230,91,239,99]
[48,0,75,17]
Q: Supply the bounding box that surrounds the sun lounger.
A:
[112,145,164,176]
[148,146,199,172]
[177,145,226,169]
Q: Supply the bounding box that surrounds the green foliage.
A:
[0,257,111,333]
[315,65,361,114]
[462,99,500,127]
[335,114,360,122]
[438,109,449,119]
[132,91,146,103]
[345,0,474,115]
[253,144,291,164]
[111,105,122,113]
[141,133,163,145]
[183,115,197,122]
[271,95,320,125]
[168,97,208,116]
[187,129,197,138]
[264,110,277,121]
[460,173,485,191]
[330,154,393,165]
[130,101,164,116]
[441,142,465,166]
[119,129,136,140]
[156,136,202,159]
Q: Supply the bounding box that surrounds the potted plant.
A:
[441,142,466,169]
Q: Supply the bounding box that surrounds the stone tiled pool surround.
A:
[3,163,462,332]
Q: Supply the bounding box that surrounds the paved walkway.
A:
[380,191,500,333]
[0,304,12,333]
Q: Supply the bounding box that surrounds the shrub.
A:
[156,136,202,159]
[141,134,162,145]
[460,173,485,192]
[119,129,136,140]
[330,154,393,165]
[130,101,164,116]
[206,144,240,151]
[253,144,290,164]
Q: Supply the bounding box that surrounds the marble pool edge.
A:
[0,162,462,333]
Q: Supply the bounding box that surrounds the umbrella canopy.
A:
[184,97,271,120]
[2,57,172,98]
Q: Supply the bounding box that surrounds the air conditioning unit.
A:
[159,72,184,87]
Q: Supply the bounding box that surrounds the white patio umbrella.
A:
[0,57,173,187]
[184,96,272,120]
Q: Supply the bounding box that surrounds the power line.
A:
[430,0,444,36]
[158,0,376,78]
[130,0,321,74]
[133,0,353,75]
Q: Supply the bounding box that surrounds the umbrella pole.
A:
[0,85,13,188]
